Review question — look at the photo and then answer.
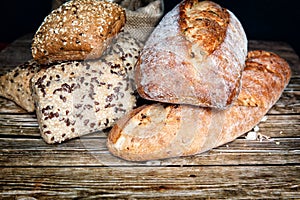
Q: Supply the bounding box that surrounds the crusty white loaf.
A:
[32,0,126,64]
[107,50,291,161]
[135,0,247,109]
[31,32,142,144]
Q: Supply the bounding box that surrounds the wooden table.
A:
[0,35,299,199]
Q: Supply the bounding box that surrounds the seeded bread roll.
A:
[31,32,142,144]
[107,50,291,161]
[32,0,126,64]
[135,0,247,109]
[0,60,41,112]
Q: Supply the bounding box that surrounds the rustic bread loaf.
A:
[0,60,41,112]
[107,50,291,161]
[135,0,247,109]
[32,0,126,64]
[31,32,142,144]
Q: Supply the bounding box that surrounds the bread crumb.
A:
[257,133,272,142]
[260,116,268,122]
[253,125,259,132]
[245,131,257,140]
[279,131,283,135]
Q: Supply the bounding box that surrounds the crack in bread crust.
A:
[179,0,230,54]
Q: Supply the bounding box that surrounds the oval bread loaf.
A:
[107,50,291,161]
[135,0,247,109]
[32,0,126,64]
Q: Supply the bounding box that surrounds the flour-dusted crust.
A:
[32,32,142,144]
[135,0,247,109]
[32,0,126,64]
[0,60,41,112]
[107,50,291,161]
[236,50,291,107]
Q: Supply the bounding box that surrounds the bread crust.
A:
[32,0,126,64]
[135,0,247,109]
[107,50,291,161]
[179,0,230,54]
[0,60,41,112]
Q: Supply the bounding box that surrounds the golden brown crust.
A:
[236,50,291,107]
[179,0,230,54]
[32,0,126,64]
[107,50,291,161]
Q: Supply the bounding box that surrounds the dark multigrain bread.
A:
[0,60,41,112]
[135,0,247,109]
[107,50,291,161]
[32,0,126,64]
[31,32,142,144]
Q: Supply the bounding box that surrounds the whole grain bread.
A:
[31,32,143,144]
[0,60,41,112]
[135,0,247,109]
[107,50,291,161]
[32,0,126,64]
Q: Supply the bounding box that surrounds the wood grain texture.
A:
[0,36,299,199]
[1,166,299,199]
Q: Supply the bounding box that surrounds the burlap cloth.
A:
[52,0,164,42]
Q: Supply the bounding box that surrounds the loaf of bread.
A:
[32,0,126,64]
[135,0,247,109]
[107,50,291,161]
[0,60,41,112]
[31,32,142,144]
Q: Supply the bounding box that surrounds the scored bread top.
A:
[32,0,126,64]
[236,50,291,107]
[179,0,230,54]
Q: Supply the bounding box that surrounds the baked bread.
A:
[107,50,291,161]
[135,0,247,109]
[32,0,126,64]
[31,32,142,144]
[0,60,41,112]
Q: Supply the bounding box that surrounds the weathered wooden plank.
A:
[0,113,38,127]
[0,34,33,70]
[0,136,299,167]
[0,166,299,199]
[0,97,28,114]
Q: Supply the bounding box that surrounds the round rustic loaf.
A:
[32,0,126,64]
[135,0,247,109]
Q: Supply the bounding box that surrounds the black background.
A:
[1,0,300,56]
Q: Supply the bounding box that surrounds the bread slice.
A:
[135,0,247,109]
[107,50,291,161]
[32,0,126,64]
